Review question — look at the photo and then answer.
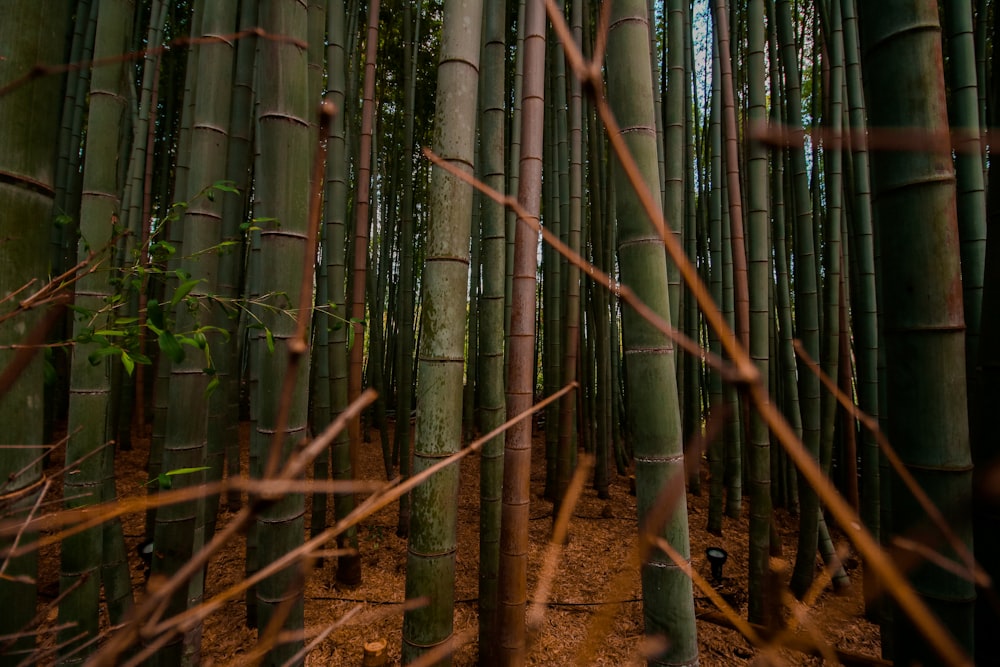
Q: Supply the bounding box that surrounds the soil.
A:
[35,418,882,666]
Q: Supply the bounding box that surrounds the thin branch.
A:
[793,339,988,588]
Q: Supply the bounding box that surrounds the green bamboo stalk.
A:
[477,0,506,656]
[251,1,312,661]
[859,1,976,660]
[944,0,986,448]
[53,0,94,282]
[401,0,483,662]
[683,0,702,484]
[323,0,362,586]
[775,0,822,599]
[587,69,613,497]
[744,0,772,625]
[58,1,136,662]
[840,0,880,617]
[767,17,803,515]
[307,0,330,545]
[393,0,422,540]
[706,25,726,536]
[504,0,526,356]
[0,4,71,662]
[606,1,698,662]
[557,0,583,516]
[151,4,238,663]
[664,0,685,333]
[818,0,845,552]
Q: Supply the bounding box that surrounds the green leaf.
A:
[265,328,275,354]
[213,180,240,194]
[120,350,135,376]
[151,240,176,257]
[87,346,119,366]
[130,352,153,365]
[147,465,212,489]
[197,325,230,343]
[205,376,220,398]
[147,299,164,330]
[158,330,185,363]
[68,304,92,317]
[164,466,211,477]
[170,278,203,308]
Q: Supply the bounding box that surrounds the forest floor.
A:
[35,417,883,666]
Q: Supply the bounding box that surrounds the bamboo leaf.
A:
[212,180,240,194]
[120,350,135,376]
[170,278,204,307]
[87,346,119,366]
[147,299,165,330]
[158,330,185,363]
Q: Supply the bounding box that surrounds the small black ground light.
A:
[705,546,728,582]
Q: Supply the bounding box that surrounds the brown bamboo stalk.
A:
[497,0,546,660]
[349,0,381,459]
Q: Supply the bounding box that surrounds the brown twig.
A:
[263,102,334,480]
[94,383,576,662]
[793,338,987,589]
[0,299,68,403]
[657,536,764,646]
[571,406,728,664]
[0,477,380,556]
[422,147,740,385]
[541,3,973,663]
[0,29,307,99]
[750,118,989,154]
[0,479,50,584]
[526,454,594,637]
[88,389,378,666]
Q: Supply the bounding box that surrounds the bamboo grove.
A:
[1,0,998,665]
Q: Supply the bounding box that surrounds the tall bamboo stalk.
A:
[251,0,312,660]
[775,0,823,599]
[477,0,506,656]
[349,0,381,465]
[606,0,699,662]
[401,0,483,662]
[0,3,72,661]
[745,0,772,625]
[859,1,976,659]
[497,0,545,659]
[58,1,136,661]
[151,2,238,663]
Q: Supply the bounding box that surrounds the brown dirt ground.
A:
[34,417,882,666]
